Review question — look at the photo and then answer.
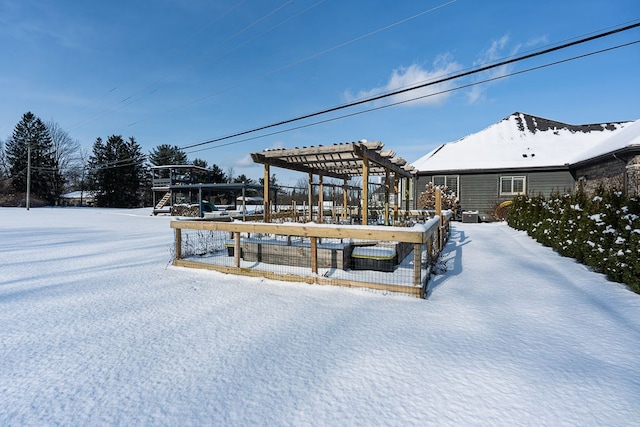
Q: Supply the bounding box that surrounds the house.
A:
[410,112,640,221]
[59,190,96,207]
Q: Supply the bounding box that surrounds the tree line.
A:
[0,112,254,208]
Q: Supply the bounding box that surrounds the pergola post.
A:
[308,172,313,222]
[393,174,399,223]
[362,156,369,225]
[318,175,324,223]
[263,163,271,222]
[384,168,390,226]
[342,178,348,223]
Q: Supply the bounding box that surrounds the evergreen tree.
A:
[233,174,255,184]
[88,135,147,208]
[209,164,227,183]
[192,158,208,168]
[5,112,63,205]
[148,144,188,166]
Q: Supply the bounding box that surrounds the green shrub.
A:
[506,190,640,293]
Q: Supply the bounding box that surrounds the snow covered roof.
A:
[411,112,637,173]
[60,191,96,199]
[571,118,640,164]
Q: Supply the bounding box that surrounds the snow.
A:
[2,207,640,425]
[572,118,640,163]
[411,113,636,172]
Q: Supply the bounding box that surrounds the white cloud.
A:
[466,34,547,104]
[344,54,463,107]
[235,140,285,167]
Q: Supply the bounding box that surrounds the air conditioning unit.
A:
[462,211,479,223]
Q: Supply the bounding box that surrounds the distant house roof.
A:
[411,112,635,173]
[60,191,96,200]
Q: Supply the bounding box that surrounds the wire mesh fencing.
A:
[171,214,451,298]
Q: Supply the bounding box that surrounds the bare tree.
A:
[0,137,8,178]
[46,120,81,193]
[66,146,90,192]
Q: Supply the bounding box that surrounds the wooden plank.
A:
[172,259,423,298]
[241,242,348,270]
[170,220,428,243]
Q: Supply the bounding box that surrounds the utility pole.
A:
[26,141,31,210]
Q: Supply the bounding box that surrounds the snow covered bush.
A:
[507,188,640,293]
[417,182,458,212]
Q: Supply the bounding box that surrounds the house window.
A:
[500,176,526,195]
[432,175,459,196]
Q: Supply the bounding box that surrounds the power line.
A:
[125,0,327,127]
[184,39,640,155]
[180,20,640,151]
[125,0,456,128]
[83,26,640,172]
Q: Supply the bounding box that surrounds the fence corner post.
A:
[413,243,422,287]
[175,228,182,260]
[234,232,241,268]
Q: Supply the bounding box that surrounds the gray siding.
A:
[527,171,574,196]
[459,174,499,220]
[416,169,575,221]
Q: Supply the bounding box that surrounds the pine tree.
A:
[209,164,227,183]
[5,112,63,205]
[88,135,148,208]
[148,144,188,166]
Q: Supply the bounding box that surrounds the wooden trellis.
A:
[251,140,417,224]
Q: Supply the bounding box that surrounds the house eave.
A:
[571,145,640,169]
[415,164,572,176]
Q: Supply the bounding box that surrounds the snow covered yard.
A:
[1,207,640,426]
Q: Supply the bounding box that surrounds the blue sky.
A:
[1,0,639,185]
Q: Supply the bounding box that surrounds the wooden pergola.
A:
[251,140,416,224]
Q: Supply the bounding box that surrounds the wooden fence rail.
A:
[170,212,451,298]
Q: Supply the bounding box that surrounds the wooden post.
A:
[393,175,399,223]
[263,163,271,223]
[342,179,348,223]
[310,236,318,274]
[384,168,390,226]
[331,185,336,223]
[308,172,313,222]
[435,187,442,219]
[318,175,324,223]
[435,188,443,250]
[234,231,241,268]
[175,228,182,260]
[404,177,410,218]
[413,243,422,287]
[362,156,369,225]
